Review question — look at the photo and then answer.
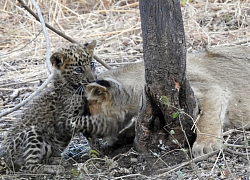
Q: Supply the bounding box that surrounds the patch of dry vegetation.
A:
[0,0,250,179]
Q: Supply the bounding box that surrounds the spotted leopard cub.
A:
[0,41,96,174]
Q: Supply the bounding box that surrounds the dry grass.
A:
[0,0,250,179]
[1,0,249,83]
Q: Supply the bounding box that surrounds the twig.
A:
[112,173,149,180]
[233,40,250,45]
[2,173,52,178]
[224,147,250,156]
[88,27,140,38]
[153,150,220,179]
[116,2,139,9]
[150,150,170,168]
[93,55,112,70]
[96,9,136,13]
[17,0,76,44]
[222,129,244,136]
[210,136,230,174]
[215,136,237,178]
[0,77,46,88]
[105,61,143,66]
[224,143,250,149]
[0,74,54,118]
[17,0,111,70]
[242,125,249,161]
[29,0,52,73]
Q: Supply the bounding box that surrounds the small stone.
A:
[131,158,137,163]
[200,163,208,169]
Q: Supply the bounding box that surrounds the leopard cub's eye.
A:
[75,67,83,73]
[90,62,95,71]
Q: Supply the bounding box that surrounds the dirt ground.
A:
[0,0,250,179]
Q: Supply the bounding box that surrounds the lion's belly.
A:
[225,91,250,130]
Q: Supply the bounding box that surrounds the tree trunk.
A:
[134,0,198,153]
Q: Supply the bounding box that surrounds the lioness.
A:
[86,46,250,157]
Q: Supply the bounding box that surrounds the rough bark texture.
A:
[134,0,198,153]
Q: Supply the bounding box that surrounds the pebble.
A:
[131,157,137,163]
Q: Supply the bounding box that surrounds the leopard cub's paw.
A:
[192,137,222,157]
[40,165,66,174]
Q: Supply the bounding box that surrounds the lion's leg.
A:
[192,86,230,157]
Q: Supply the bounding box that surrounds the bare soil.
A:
[0,0,250,179]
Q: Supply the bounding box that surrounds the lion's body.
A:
[188,46,250,156]
[86,46,250,157]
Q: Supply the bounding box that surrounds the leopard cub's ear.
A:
[85,40,97,56]
[50,52,67,70]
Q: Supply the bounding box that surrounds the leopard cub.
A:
[0,41,96,174]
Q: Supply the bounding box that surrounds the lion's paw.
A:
[192,137,222,157]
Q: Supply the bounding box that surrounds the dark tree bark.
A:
[134,0,198,153]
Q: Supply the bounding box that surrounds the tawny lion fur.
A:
[86,46,250,156]
[86,63,144,145]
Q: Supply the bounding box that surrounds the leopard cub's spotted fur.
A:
[0,41,96,174]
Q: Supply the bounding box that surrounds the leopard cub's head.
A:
[50,40,97,90]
